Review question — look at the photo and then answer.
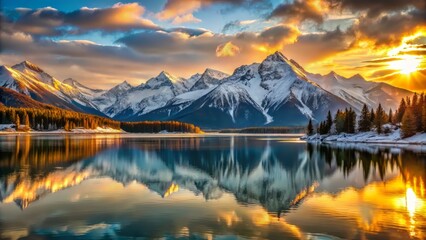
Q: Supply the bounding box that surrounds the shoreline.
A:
[0,131,305,137]
[302,129,426,146]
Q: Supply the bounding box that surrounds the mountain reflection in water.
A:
[0,134,425,240]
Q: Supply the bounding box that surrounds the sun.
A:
[388,55,421,75]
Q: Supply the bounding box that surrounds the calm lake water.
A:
[0,134,425,240]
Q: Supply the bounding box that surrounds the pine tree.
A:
[307,119,314,135]
[64,120,70,131]
[15,115,20,131]
[422,104,426,132]
[370,108,375,123]
[401,108,417,138]
[334,110,345,133]
[24,112,30,127]
[415,94,424,131]
[326,111,333,133]
[397,98,407,123]
[388,109,393,124]
[358,104,371,132]
[347,108,356,133]
[412,93,418,107]
[375,104,386,134]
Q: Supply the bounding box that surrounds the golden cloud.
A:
[216,41,241,57]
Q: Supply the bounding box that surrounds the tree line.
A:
[121,121,203,133]
[307,93,426,138]
[0,106,203,133]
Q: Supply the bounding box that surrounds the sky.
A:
[0,0,425,90]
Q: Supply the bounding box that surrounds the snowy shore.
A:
[302,128,426,145]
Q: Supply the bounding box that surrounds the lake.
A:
[0,134,425,239]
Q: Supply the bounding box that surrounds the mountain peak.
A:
[324,71,340,79]
[117,80,132,88]
[204,68,217,74]
[349,73,365,81]
[158,71,172,79]
[13,60,44,73]
[265,51,288,62]
[156,71,183,83]
[202,68,229,79]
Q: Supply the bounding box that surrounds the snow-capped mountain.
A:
[131,68,230,121]
[308,71,413,111]
[103,71,190,119]
[0,61,105,115]
[91,81,132,112]
[63,78,105,100]
[0,53,413,128]
[190,68,229,91]
[132,52,351,128]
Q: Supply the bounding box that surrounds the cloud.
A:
[222,19,257,33]
[2,3,159,37]
[156,0,270,23]
[117,24,299,59]
[284,27,355,64]
[363,57,403,63]
[269,0,326,24]
[216,41,240,57]
[115,30,220,55]
[65,3,158,31]
[327,0,425,18]
[372,70,426,91]
[167,27,211,36]
[171,13,201,24]
[352,8,426,46]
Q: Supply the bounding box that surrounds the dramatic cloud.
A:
[326,0,425,17]
[3,3,159,36]
[269,0,326,24]
[157,0,270,23]
[353,8,426,46]
[284,27,355,64]
[116,30,220,55]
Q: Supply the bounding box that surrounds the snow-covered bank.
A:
[302,128,426,145]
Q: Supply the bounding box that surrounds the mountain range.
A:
[0,52,413,129]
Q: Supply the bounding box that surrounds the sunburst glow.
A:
[388,55,421,74]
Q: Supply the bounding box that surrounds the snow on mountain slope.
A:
[182,72,201,90]
[256,52,350,126]
[1,57,413,127]
[91,81,132,112]
[105,71,189,119]
[0,64,83,111]
[190,68,229,91]
[63,78,105,99]
[133,52,351,128]
[0,61,107,115]
[167,82,269,128]
[308,72,413,111]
